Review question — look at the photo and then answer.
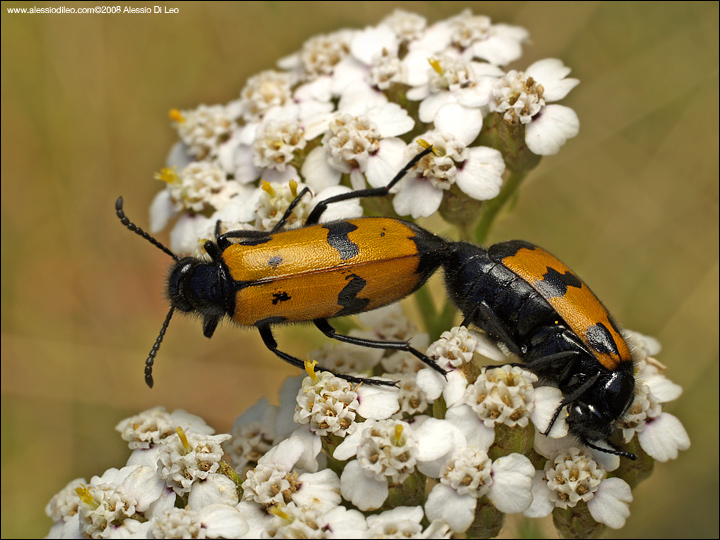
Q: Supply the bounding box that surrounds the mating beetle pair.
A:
[116,145,637,459]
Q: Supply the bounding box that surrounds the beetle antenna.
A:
[145,307,175,388]
[115,197,178,261]
[584,439,637,461]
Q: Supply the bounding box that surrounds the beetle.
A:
[443,239,637,459]
[116,146,448,388]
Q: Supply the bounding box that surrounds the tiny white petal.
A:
[526,58,580,101]
[587,477,632,529]
[236,501,272,538]
[523,470,554,518]
[455,146,504,200]
[472,332,508,362]
[487,454,535,513]
[418,92,457,123]
[199,504,250,538]
[425,483,476,533]
[122,465,164,512]
[525,104,579,156]
[301,146,341,192]
[188,474,238,508]
[644,374,683,402]
[333,427,364,461]
[261,166,298,185]
[260,437,304,471]
[322,506,369,538]
[434,104,484,145]
[367,103,414,138]
[471,36,523,66]
[351,25,398,65]
[402,48,434,87]
[165,141,193,170]
[392,177,443,218]
[290,425,322,472]
[414,418,461,461]
[365,138,407,188]
[356,385,400,419]
[149,190,176,234]
[294,469,341,511]
[337,80,388,115]
[637,412,690,462]
[445,405,495,451]
[329,58,368,96]
[443,370,471,407]
[415,368,445,400]
[340,460,388,511]
[531,386,569,438]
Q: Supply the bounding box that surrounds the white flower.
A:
[170,104,236,160]
[156,431,231,497]
[416,326,505,407]
[391,134,505,218]
[242,437,340,513]
[389,372,432,418]
[150,505,249,539]
[238,69,295,123]
[293,371,362,438]
[75,465,167,539]
[490,58,580,155]
[366,506,451,538]
[224,397,279,474]
[335,419,419,511]
[115,407,214,450]
[303,109,414,191]
[464,365,538,429]
[45,477,86,524]
[524,447,633,530]
[406,54,502,128]
[449,10,529,66]
[619,359,689,461]
[382,10,427,42]
[265,503,368,538]
[420,423,535,533]
[426,326,481,369]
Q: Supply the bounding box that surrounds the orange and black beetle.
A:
[118,145,637,459]
[116,146,448,388]
[443,240,637,459]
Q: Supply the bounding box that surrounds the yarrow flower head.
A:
[50,9,688,540]
[525,446,634,535]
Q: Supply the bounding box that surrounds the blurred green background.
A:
[1,2,717,538]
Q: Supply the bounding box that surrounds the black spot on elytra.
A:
[586,322,620,357]
[335,274,369,316]
[324,221,359,260]
[268,256,282,268]
[536,266,582,298]
[272,291,291,305]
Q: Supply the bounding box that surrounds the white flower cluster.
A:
[149,8,581,255]
[46,307,688,538]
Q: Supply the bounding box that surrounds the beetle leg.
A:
[314,319,448,376]
[542,372,600,436]
[217,229,273,250]
[270,186,313,232]
[461,300,523,356]
[257,325,397,387]
[304,146,435,225]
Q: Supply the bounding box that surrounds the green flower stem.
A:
[413,285,438,337]
[474,167,528,245]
